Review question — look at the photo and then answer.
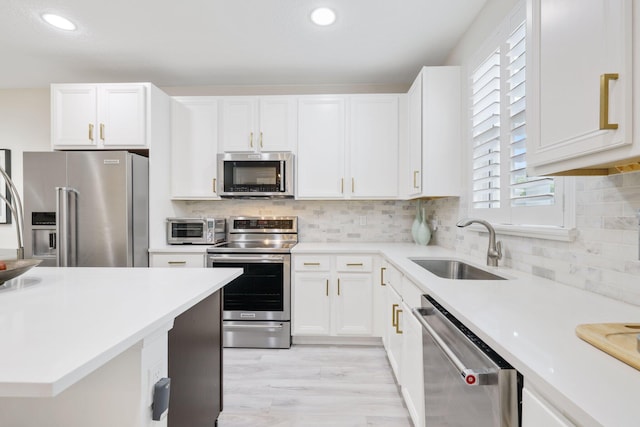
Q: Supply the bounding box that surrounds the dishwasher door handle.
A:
[412,307,492,386]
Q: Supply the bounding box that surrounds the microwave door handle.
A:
[280,160,285,192]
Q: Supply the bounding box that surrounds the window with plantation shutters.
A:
[507,22,555,209]
[467,2,566,228]
[472,50,501,209]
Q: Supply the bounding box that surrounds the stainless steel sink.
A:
[411,258,506,280]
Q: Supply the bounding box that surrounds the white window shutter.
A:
[471,50,501,209]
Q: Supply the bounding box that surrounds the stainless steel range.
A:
[207,216,297,349]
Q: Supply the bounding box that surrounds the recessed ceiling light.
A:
[42,13,76,31]
[310,7,336,26]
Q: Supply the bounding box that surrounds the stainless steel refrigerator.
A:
[23,151,149,267]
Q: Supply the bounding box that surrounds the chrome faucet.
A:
[456,218,502,267]
[0,165,25,259]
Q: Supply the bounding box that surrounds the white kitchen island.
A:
[0,266,242,427]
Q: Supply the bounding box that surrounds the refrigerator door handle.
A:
[56,187,78,267]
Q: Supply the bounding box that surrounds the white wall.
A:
[0,89,50,251]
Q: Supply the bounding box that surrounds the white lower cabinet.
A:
[379,262,425,427]
[292,254,373,337]
[149,252,205,268]
[401,296,425,427]
[385,284,404,382]
[522,386,576,427]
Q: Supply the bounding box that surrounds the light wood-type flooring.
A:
[218,345,413,427]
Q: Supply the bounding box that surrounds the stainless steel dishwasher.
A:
[413,295,521,427]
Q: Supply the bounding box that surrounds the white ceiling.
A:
[0,0,487,89]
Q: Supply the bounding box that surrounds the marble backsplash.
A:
[424,171,640,307]
[177,199,416,243]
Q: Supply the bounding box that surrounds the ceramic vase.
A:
[411,200,422,244]
[416,207,431,246]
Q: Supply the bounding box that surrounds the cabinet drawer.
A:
[294,255,331,271]
[336,256,373,272]
[150,253,205,268]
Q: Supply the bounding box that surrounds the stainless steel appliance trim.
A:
[222,321,291,349]
[413,307,492,386]
[55,187,78,267]
[217,152,294,198]
[209,253,292,322]
[224,323,285,329]
[418,295,520,427]
[228,215,298,234]
[209,255,286,263]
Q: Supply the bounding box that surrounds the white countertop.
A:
[0,266,242,398]
[293,243,640,427]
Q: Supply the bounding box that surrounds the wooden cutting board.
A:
[576,323,640,371]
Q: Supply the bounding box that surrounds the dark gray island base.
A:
[169,290,223,427]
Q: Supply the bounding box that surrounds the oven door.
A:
[208,253,290,321]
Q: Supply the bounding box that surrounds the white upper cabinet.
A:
[527,0,638,175]
[52,83,153,149]
[402,67,461,198]
[219,96,296,152]
[297,96,347,198]
[349,95,399,199]
[297,94,400,200]
[170,97,220,199]
[406,76,423,197]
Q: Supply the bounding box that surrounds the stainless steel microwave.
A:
[217,152,294,198]
[167,218,226,245]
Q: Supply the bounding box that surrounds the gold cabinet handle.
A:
[88,124,94,141]
[351,178,355,193]
[250,131,254,147]
[413,170,419,189]
[99,123,105,141]
[337,278,341,296]
[260,131,263,148]
[395,309,403,334]
[391,303,399,327]
[380,267,386,286]
[326,279,329,297]
[600,73,619,130]
[341,178,344,194]
[212,178,217,193]
[346,263,363,267]
[304,262,321,266]
[167,261,187,265]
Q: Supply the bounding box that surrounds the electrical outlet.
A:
[359,216,367,226]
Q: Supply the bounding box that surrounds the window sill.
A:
[463,223,577,242]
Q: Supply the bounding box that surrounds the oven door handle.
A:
[224,323,285,329]
[210,255,286,263]
[412,307,492,386]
